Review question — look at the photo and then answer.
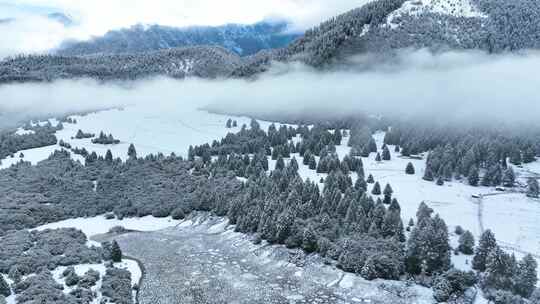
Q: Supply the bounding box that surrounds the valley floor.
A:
[2,102,540,302]
[94,215,434,304]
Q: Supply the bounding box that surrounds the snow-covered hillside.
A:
[387,0,487,28]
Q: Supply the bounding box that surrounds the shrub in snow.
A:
[405,162,415,175]
[78,269,100,289]
[433,277,452,302]
[360,254,400,280]
[69,287,96,303]
[64,271,80,287]
[171,208,185,220]
[458,231,475,255]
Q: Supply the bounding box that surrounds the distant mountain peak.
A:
[57,20,301,57]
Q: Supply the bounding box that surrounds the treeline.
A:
[384,123,540,187]
[0,46,242,84]
[0,123,61,159]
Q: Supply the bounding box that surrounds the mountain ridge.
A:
[1,0,540,83]
[57,21,300,57]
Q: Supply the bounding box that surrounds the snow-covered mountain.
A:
[233,0,540,76]
[57,21,300,57]
[1,0,540,83]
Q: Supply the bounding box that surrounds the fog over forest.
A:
[1,49,539,128]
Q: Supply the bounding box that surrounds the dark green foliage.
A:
[0,275,10,297]
[366,174,375,184]
[371,182,381,195]
[111,240,122,263]
[458,231,475,255]
[92,131,120,145]
[473,230,498,272]
[0,124,59,159]
[513,254,538,298]
[405,162,415,175]
[171,208,186,220]
[383,183,393,204]
[406,208,451,275]
[433,269,477,302]
[127,144,137,160]
[75,129,94,139]
[382,146,391,161]
[423,165,434,182]
[101,267,133,304]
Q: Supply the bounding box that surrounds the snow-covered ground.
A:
[32,215,180,238]
[0,105,292,168]
[386,0,487,28]
[99,215,436,304]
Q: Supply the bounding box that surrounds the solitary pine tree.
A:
[382,146,391,161]
[383,183,393,204]
[105,149,113,163]
[527,178,539,198]
[405,162,415,175]
[128,144,137,160]
[226,118,232,128]
[0,275,10,297]
[372,182,382,195]
[111,240,123,262]
[423,165,434,181]
[458,231,475,255]
[375,152,382,162]
[232,120,238,127]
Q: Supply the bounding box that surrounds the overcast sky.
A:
[1,0,370,35]
[0,0,370,58]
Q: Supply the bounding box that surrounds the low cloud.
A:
[0,15,86,59]
[0,49,539,129]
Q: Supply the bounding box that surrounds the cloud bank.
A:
[0,50,539,128]
[0,0,372,58]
